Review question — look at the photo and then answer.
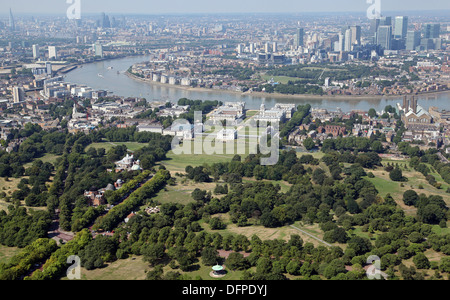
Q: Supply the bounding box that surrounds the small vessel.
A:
[107,66,113,70]
[98,73,104,78]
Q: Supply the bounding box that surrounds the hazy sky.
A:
[2,0,450,15]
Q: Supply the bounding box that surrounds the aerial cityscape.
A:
[0,0,450,287]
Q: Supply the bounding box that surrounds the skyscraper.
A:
[424,24,440,38]
[101,13,111,28]
[377,26,392,50]
[12,87,25,103]
[48,46,57,59]
[394,16,408,39]
[294,28,304,48]
[9,8,15,31]
[338,33,345,52]
[406,30,421,51]
[350,26,361,45]
[380,16,392,26]
[32,45,40,59]
[370,18,380,37]
[344,29,352,52]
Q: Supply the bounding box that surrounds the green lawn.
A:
[23,153,61,168]
[73,256,149,280]
[162,151,236,172]
[366,175,401,198]
[0,245,21,265]
[69,254,244,280]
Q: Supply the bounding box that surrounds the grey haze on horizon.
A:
[2,0,450,15]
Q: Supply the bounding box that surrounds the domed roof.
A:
[131,164,141,171]
[105,183,115,191]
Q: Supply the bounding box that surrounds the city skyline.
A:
[1,0,450,15]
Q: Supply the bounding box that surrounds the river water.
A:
[64,55,450,112]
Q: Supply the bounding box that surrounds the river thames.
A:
[65,55,450,112]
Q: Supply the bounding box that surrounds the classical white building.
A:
[115,154,141,172]
[216,129,238,141]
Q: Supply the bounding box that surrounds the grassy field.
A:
[74,256,149,280]
[366,164,450,209]
[242,177,292,193]
[152,178,217,206]
[162,137,255,172]
[24,153,61,168]
[73,254,245,280]
[0,177,22,197]
[0,245,21,265]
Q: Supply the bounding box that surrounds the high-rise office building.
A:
[101,13,111,28]
[237,44,243,54]
[294,28,304,48]
[9,8,15,31]
[394,16,408,39]
[370,18,380,36]
[48,46,57,59]
[350,26,361,45]
[377,26,392,50]
[406,30,421,51]
[249,43,255,53]
[338,33,345,52]
[32,45,40,59]
[344,29,352,52]
[273,42,278,53]
[371,17,390,44]
[380,16,392,26]
[45,62,52,75]
[424,24,440,38]
[13,87,25,103]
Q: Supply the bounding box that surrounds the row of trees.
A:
[93,169,171,232]
[0,238,57,280]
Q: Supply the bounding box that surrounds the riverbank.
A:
[125,70,450,102]
[57,54,146,76]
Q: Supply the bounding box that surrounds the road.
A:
[289,224,333,247]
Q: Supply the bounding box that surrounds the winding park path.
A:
[289,224,332,248]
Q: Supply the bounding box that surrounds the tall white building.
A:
[13,87,25,103]
[32,44,40,59]
[344,29,352,52]
[48,46,57,59]
[94,43,104,57]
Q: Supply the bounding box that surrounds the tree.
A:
[201,247,221,266]
[389,167,405,182]
[225,252,249,270]
[323,259,347,279]
[286,260,301,275]
[403,190,419,207]
[209,217,226,230]
[142,243,166,266]
[303,138,315,151]
[347,236,373,256]
[413,253,430,269]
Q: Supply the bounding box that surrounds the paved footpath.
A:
[289,224,332,247]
